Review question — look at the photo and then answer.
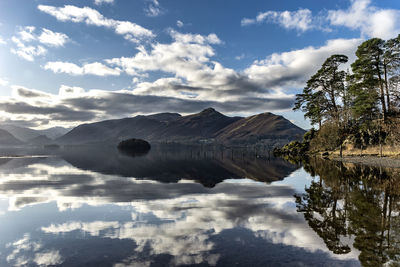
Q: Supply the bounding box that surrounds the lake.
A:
[0,145,398,266]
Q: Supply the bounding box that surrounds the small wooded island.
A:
[117,138,151,153]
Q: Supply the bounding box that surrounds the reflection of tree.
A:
[295,176,350,254]
[296,158,400,266]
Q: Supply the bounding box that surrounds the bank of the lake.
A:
[328,155,400,168]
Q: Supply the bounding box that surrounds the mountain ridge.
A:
[0,125,70,141]
[57,108,305,146]
[0,129,23,146]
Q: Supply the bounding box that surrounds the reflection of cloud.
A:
[40,185,359,263]
[0,156,359,265]
[34,250,63,266]
[5,234,63,267]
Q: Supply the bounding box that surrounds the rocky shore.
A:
[331,155,400,169]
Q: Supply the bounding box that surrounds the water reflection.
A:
[0,147,389,266]
[60,145,299,186]
[297,158,400,267]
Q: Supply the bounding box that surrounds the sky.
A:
[0,0,399,129]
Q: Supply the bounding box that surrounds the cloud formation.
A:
[244,38,362,89]
[38,28,69,47]
[94,0,114,5]
[176,20,184,28]
[0,78,9,87]
[328,0,400,39]
[38,4,155,43]
[44,61,121,76]
[0,27,362,128]
[241,9,314,32]
[144,0,163,17]
[242,0,400,39]
[10,26,69,61]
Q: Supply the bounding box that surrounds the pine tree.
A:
[294,55,348,126]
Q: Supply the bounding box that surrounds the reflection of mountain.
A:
[57,108,305,146]
[59,146,300,187]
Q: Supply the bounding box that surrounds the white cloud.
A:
[11,43,47,62]
[38,5,155,42]
[44,61,121,76]
[169,30,222,45]
[10,26,69,61]
[327,0,400,39]
[244,38,362,89]
[240,18,255,26]
[18,26,36,42]
[83,62,121,76]
[241,9,314,32]
[235,54,245,60]
[94,0,114,5]
[144,0,162,17]
[241,0,400,38]
[177,20,184,28]
[38,28,69,47]
[44,62,83,75]
[0,77,9,86]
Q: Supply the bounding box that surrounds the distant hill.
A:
[28,135,53,145]
[0,125,70,141]
[57,108,305,146]
[0,129,23,146]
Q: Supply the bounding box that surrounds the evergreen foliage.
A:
[292,34,400,153]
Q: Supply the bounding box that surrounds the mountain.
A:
[39,127,71,140]
[28,135,53,145]
[0,125,39,141]
[57,108,305,146]
[215,112,305,144]
[0,129,23,146]
[0,125,70,142]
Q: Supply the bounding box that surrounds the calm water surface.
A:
[0,146,398,266]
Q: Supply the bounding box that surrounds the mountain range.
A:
[57,108,305,146]
[0,108,305,147]
[0,125,70,142]
[0,129,23,146]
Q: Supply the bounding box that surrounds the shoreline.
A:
[329,155,400,169]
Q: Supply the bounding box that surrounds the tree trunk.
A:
[376,63,387,121]
[384,62,391,113]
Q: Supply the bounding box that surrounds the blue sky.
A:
[0,0,399,129]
